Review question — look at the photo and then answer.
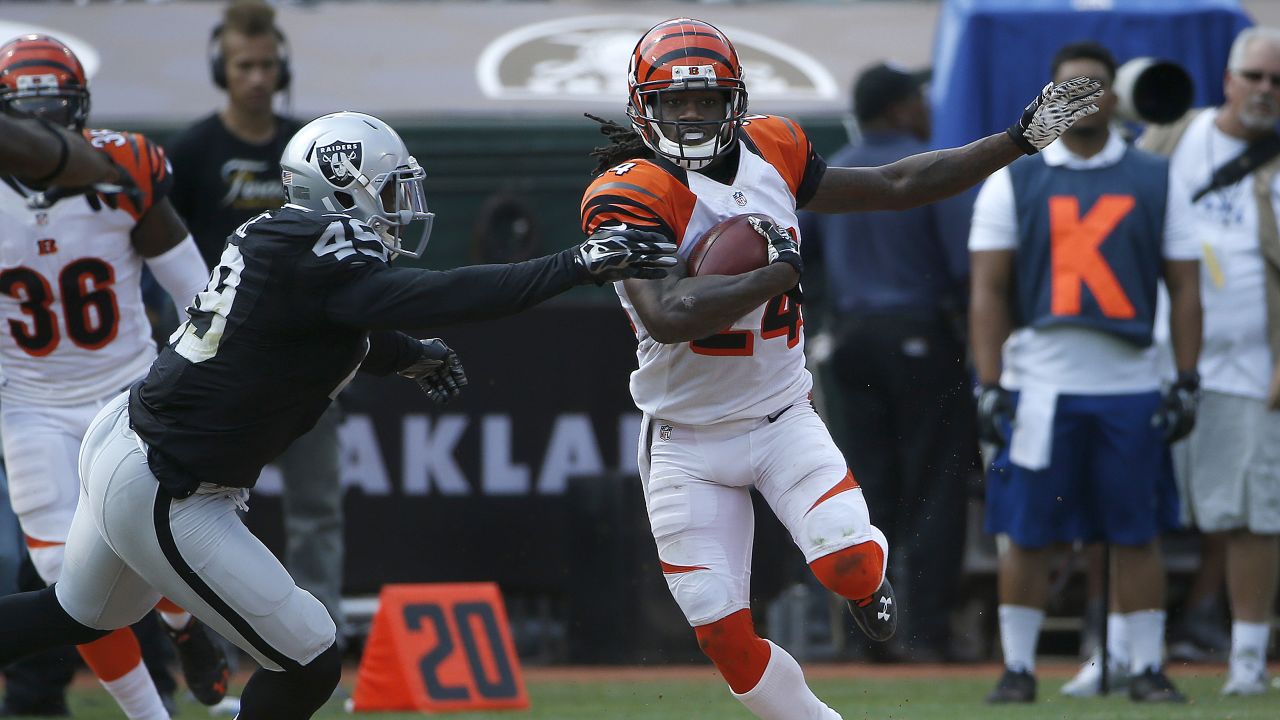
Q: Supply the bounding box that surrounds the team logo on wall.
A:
[477,15,838,103]
[317,141,363,188]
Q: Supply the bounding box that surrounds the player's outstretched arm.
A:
[0,116,122,187]
[804,77,1103,214]
[323,227,676,330]
[625,220,802,344]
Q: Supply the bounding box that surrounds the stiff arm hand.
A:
[0,116,119,187]
[575,224,678,283]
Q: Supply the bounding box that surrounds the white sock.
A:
[1124,609,1166,674]
[733,640,842,720]
[998,604,1043,674]
[1106,612,1129,668]
[1229,620,1270,671]
[159,610,191,630]
[100,661,169,720]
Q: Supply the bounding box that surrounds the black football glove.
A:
[26,155,143,211]
[750,215,804,303]
[574,224,678,284]
[398,338,468,404]
[1006,76,1104,154]
[1153,370,1200,444]
[975,383,1013,448]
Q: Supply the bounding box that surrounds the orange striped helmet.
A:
[627,18,748,170]
[0,34,90,130]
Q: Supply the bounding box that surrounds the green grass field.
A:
[24,667,1279,719]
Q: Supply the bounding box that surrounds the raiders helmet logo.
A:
[316,141,363,188]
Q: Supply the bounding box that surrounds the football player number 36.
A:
[0,259,118,356]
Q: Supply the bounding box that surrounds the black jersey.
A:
[129,205,581,497]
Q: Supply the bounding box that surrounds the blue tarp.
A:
[929,0,1254,149]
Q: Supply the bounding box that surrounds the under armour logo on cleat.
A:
[877,596,893,620]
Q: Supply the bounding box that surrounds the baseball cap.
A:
[853,62,931,122]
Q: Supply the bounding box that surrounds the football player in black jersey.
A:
[0,111,676,720]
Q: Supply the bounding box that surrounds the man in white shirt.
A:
[1140,25,1280,697]
[970,41,1202,704]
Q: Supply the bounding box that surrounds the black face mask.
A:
[2,94,82,130]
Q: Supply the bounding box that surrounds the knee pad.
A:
[809,526,888,602]
[796,475,876,563]
[693,609,771,694]
[664,562,743,627]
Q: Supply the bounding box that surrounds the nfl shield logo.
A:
[659,424,673,442]
[317,141,363,188]
[733,191,747,207]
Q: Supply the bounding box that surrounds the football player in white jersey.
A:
[0,34,229,716]
[580,17,1102,720]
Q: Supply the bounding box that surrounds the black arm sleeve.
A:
[795,151,828,210]
[361,330,423,375]
[321,248,582,331]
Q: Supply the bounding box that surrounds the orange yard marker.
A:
[352,583,528,713]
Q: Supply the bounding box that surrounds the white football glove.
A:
[1007,76,1104,154]
[749,216,803,303]
[574,224,678,284]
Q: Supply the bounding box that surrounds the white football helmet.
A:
[280,111,434,257]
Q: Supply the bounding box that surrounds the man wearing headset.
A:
[166,0,349,655]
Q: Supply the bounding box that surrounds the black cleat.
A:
[1128,668,1187,703]
[847,578,897,642]
[986,668,1037,703]
[164,616,230,706]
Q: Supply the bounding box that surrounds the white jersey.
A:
[0,128,171,406]
[581,116,822,425]
[1166,109,1273,400]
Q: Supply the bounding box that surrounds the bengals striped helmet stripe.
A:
[0,34,88,92]
[0,34,90,130]
[632,19,741,86]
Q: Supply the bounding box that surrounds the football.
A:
[687,213,773,277]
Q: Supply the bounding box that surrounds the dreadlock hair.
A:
[586,113,653,177]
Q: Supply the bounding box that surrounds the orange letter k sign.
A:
[1049,194,1136,319]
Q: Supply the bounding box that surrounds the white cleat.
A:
[1060,653,1130,697]
[1222,669,1268,696]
